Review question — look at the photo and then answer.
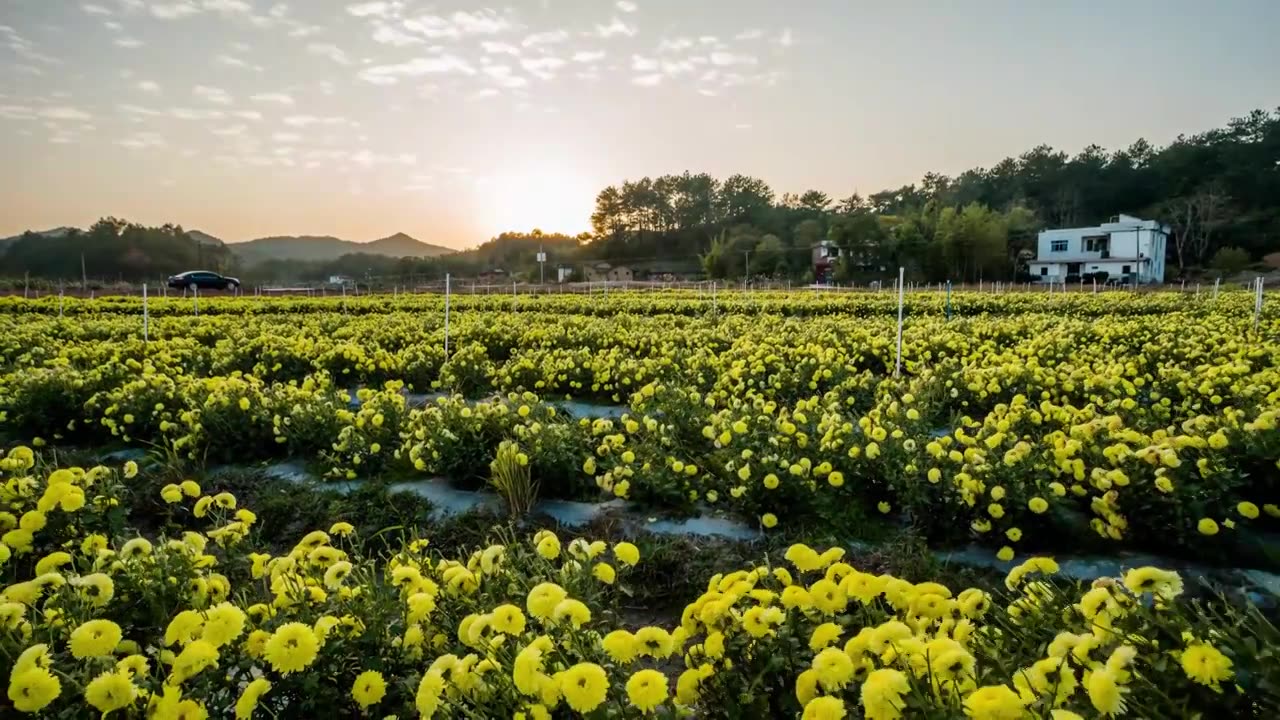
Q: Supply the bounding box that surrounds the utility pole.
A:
[81,253,87,291]
[744,250,750,285]
[537,247,546,285]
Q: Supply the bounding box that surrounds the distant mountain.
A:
[187,230,225,246]
[229,232,452,263]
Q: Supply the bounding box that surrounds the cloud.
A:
[250,92,294,105]
[709,51,757,67]
[778,28,793,47]
[0,25,57,64]
[193,85,233,104]
[572,50,605,63]
[307,43,352,65]
[40,107,93,121]
[616,0,638,11]
[402,9,510,39]
[117,131,166,149]
[347,1,399,18]
[372,23,422,46]
[734,123,751,130]
[114,37,143,48]
[216,54,263,71]
[233,110,263,120]
[137,80,161,94]
[349,149,416,167]
[450,10,509,34]
[272,131,302,142]
[735,29,763,40]
[467,88,500,101]
[203,0,254,14]
[103,20,123,31]
[482,64,527,88]
[658,37,693,52]
[520,56,565,79]
[282,114,348,127]
[0,105,36,120]
[149,2,200,19]
[358,55,476,85]
[522,30,567,47]
[210,123,248,136]
[169,107,226,120]
[632,73,661,86]
[117,103,162,116]
[81,3,113,15]
[482,41,520,55]
[631,55,658,72]
[401,15,456,38]
[595,18,637,38]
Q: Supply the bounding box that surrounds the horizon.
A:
[3,1,1279,250]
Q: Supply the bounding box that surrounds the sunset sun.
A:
[481,167,596,237]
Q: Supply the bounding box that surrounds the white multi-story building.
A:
[1028,214,1169,284]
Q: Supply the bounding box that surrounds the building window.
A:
[1039,267,1048,276]
[1084,235,1109,252]
[1050,240,1068,253]
[1122,265,1131,274]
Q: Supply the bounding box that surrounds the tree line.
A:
[582,107,1280,282]
[1,218,237,284]
[4,108,1276,284]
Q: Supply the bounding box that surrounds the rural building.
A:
[1029,214,1169,284]
[327,274,353,287]
[812,240,843,285]
[630,260,703,281]
[478,268,507,283]
[586,262,633,282]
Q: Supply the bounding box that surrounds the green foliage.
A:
[490,439,537,518]
[1210,246,1252,275]
[2,218,237,282]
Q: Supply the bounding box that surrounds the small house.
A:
[812,240,842,285]
[586,262,633,283]
[1029,214,1169,284]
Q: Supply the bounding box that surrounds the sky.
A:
[1,1,1278,249]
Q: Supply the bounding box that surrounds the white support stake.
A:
[193,285,199,316]
[1213,278,1220,299]
[59,286,64,318]
[1255,277,1264,330]
[444,273,451,358]
[143,283,149,342]
[894,267,905,378]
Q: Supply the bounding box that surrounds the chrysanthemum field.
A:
[1,289,1278,717]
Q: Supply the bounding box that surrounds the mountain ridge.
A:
[1,226,454,263]
[228,231,453,263]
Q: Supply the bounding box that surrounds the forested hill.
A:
[581,107,1280,282]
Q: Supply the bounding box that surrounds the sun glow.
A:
[479,167,595,237]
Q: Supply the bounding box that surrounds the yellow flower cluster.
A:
[1,296,1277,557]
[1,448,1275,717]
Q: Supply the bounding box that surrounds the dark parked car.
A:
[167,271,240,291]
